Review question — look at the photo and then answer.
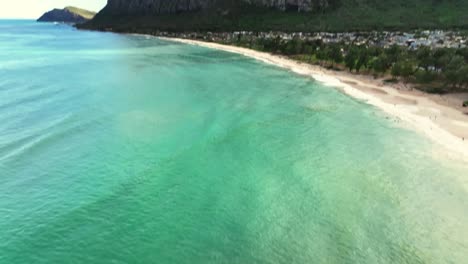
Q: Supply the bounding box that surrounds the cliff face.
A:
[101,0,328,15]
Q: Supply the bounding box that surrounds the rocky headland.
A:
[37,6,96,24]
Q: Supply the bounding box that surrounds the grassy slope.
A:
[82,0,468,32]
[65,6,97,20]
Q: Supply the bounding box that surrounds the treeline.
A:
[229,36,468,92]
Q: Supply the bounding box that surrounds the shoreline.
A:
[158,36,468,161]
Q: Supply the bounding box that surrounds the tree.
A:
[416,46,434,71]
[303,45,315,62]
[284,37,304,55]
[433,48,453,71]
[385,45,402,64]
[315,47,327,66]
[455,47,468,62]
[443,55,464,87]
[415,70,437,84]
[371,54,390,76]
[391,61,403,79]
[272,36,282,53]
[399,60,416,83]
[261,37,282,53]
[328,44,343,68]
[344,46,359,72]
[456,65,468,88]
[392,58,415,83]
[367,46,383,57]
[355,47,369,72]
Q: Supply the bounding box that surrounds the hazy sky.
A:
[0,0,107,19]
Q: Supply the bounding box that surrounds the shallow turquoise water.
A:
[0,21,467,263]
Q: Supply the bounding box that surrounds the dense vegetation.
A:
[82,0,468,32]
[228,36,468,93]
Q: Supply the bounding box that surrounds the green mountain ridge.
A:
[80,0,468,32]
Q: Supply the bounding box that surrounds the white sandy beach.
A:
[160,37,468,161]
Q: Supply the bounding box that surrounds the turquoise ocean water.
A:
[0,20,467,263]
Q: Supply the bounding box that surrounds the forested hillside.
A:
[81,0,468,32]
